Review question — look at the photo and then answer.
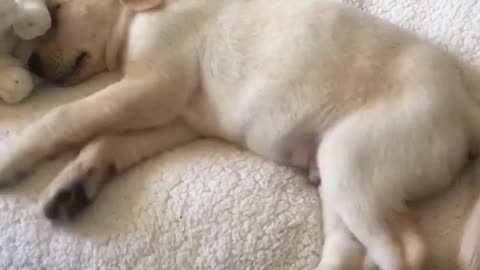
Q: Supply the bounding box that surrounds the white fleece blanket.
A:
[1,1,480,269]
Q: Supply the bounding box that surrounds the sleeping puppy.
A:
[1,0,480,269]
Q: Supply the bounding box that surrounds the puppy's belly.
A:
[184,105,322,184]
[244,127,322,185]
[183,87,324,185]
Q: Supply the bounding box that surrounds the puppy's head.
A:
[28,0,165,85]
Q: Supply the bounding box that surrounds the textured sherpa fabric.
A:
[0,0,479,269]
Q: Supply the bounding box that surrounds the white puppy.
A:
[2,0,480,269]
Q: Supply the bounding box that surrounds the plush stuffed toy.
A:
[0,0,50,103]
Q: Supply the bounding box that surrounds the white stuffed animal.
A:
[0,0,50,103]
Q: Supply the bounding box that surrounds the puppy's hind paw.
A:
[40,155,116,221]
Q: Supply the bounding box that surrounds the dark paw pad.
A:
[43,181,91,220]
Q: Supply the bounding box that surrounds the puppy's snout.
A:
[28,53,45,78]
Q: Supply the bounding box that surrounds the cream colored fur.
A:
[2,0,480,269]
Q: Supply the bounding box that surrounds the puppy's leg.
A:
[319,145,408,270]
[317,116,432,270]
[317,197,365,270]
[0,78,191,186]
[41,122,198,220]
[393,213,426,269]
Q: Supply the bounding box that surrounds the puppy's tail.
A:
[459,59,480,270]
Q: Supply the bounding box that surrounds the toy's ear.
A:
[120,0,165,12]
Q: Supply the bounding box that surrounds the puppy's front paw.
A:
[41,157,116,221]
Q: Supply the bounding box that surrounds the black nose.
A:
[28,53,44,77]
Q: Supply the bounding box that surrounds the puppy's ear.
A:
[120,0,165,11]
